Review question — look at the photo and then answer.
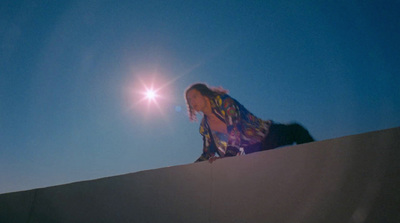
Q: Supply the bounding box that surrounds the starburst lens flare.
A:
[124,73,173,119]
[145,89,157,101]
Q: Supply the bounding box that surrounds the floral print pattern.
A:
[195,94,271,162]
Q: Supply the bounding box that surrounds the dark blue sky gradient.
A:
[1,1,399,193]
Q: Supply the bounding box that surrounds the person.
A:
[185,83,315,163]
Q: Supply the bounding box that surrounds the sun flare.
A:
[124,72,173,119]
[145,89,157,101]
[124,67,189,120]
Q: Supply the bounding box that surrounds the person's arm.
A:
[219,95,243,156]
[195,123,214,162]
[195,152,212,162]
[195,137,215,162]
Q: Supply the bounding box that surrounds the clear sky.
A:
[1,1,399,194]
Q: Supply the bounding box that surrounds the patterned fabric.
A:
[195,94,272,162]
[211,130,229,157]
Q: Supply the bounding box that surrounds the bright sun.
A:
[124,72,176,118]
[145,89,157,101]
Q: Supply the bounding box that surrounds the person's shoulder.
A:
[216,93,233,103]
[213,94,237,109]
[218,94,237,106]
[218,93,231,100]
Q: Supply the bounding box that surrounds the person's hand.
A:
[208,156,220,163]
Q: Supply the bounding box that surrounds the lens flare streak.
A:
[125,74,173,119]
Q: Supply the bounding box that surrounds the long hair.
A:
[184,83,228,121]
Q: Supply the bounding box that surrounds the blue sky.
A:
[1,1,399,194]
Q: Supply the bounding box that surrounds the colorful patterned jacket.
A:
[195,94,271,162]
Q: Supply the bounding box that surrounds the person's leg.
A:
[262,123,314,150]
[290,123,314,144]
